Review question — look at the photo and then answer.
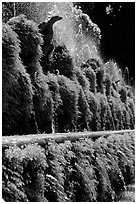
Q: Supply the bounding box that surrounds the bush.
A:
[96,67,105,93]
[8,15,54,133]
[96,93,114,131]
[76,83,92,131]
[104,73,112,96]
[2,23,34,136]
[127,97,135,129]
[84,90,101,131]
[57,75,79,132]
[105,60,124,85]
[83,66,96,93]
[3,144,48,202]
[2,132,135,202]
[74,66,90,90]
[45,73,63,132]
[82,57,103,71]
[71,138,97,201]
[8,14,43,76]
[119,87,127,103]
[50,44,75,79]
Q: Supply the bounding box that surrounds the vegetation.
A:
[2,23,34,135]
[2,11,135,135]
[2,132,135,202]
[8,15,54,134]
[2,3,135,202]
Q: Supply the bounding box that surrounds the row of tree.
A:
[2,14,135,136]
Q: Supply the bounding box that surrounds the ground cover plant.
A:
[2,132,135,202]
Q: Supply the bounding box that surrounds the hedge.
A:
[2,132,135,202]
[2,14,135,135]
[2,23,34,136]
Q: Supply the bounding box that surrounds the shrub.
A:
[84,90,101,131]
[8,14,43,76]
[119,87,127,103]
[108,95,131,130]
[82,57,103,71]
[2,23,34,136]
[104,73,112,96]
[45,73,63,132]
[96,67,105,93]
[127,97,135,129]
[33,71,54,133]
[50,44,75,79]
[2,144,48,202]
[57,75,79,132]
[83,66,96,93]
[71,138,98,201]
[96,93,115,131]
[8,15,54,133]
[105,60,124,85]
[74,66,90,90]
[2,145,28,201]
[21,144,48,201]
[76,83,92,131]
[44,141,69,201]
[2,132,135,202]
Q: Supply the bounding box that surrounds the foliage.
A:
[76,2,135,81]
[2,2,53,23]
[84,90,100,131]
[73,5,101,44]
[2,7,135,135]
[104,73,112,96]
[2,144,48,202]
[8,15,55,134]
[105,60,124,85]
[83,65,96,93]
[76,84,92,131]
[119,87,127,103]
[2,132,135,202]
[96,93,114,131]
[2,2,15,23]
[74,66,90,90]
[57,75,79,132]
[96,67,105,93]
[45,73,63,132]
[2,23,34,136]
[50,44,75,79]
[8,14,43,74]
